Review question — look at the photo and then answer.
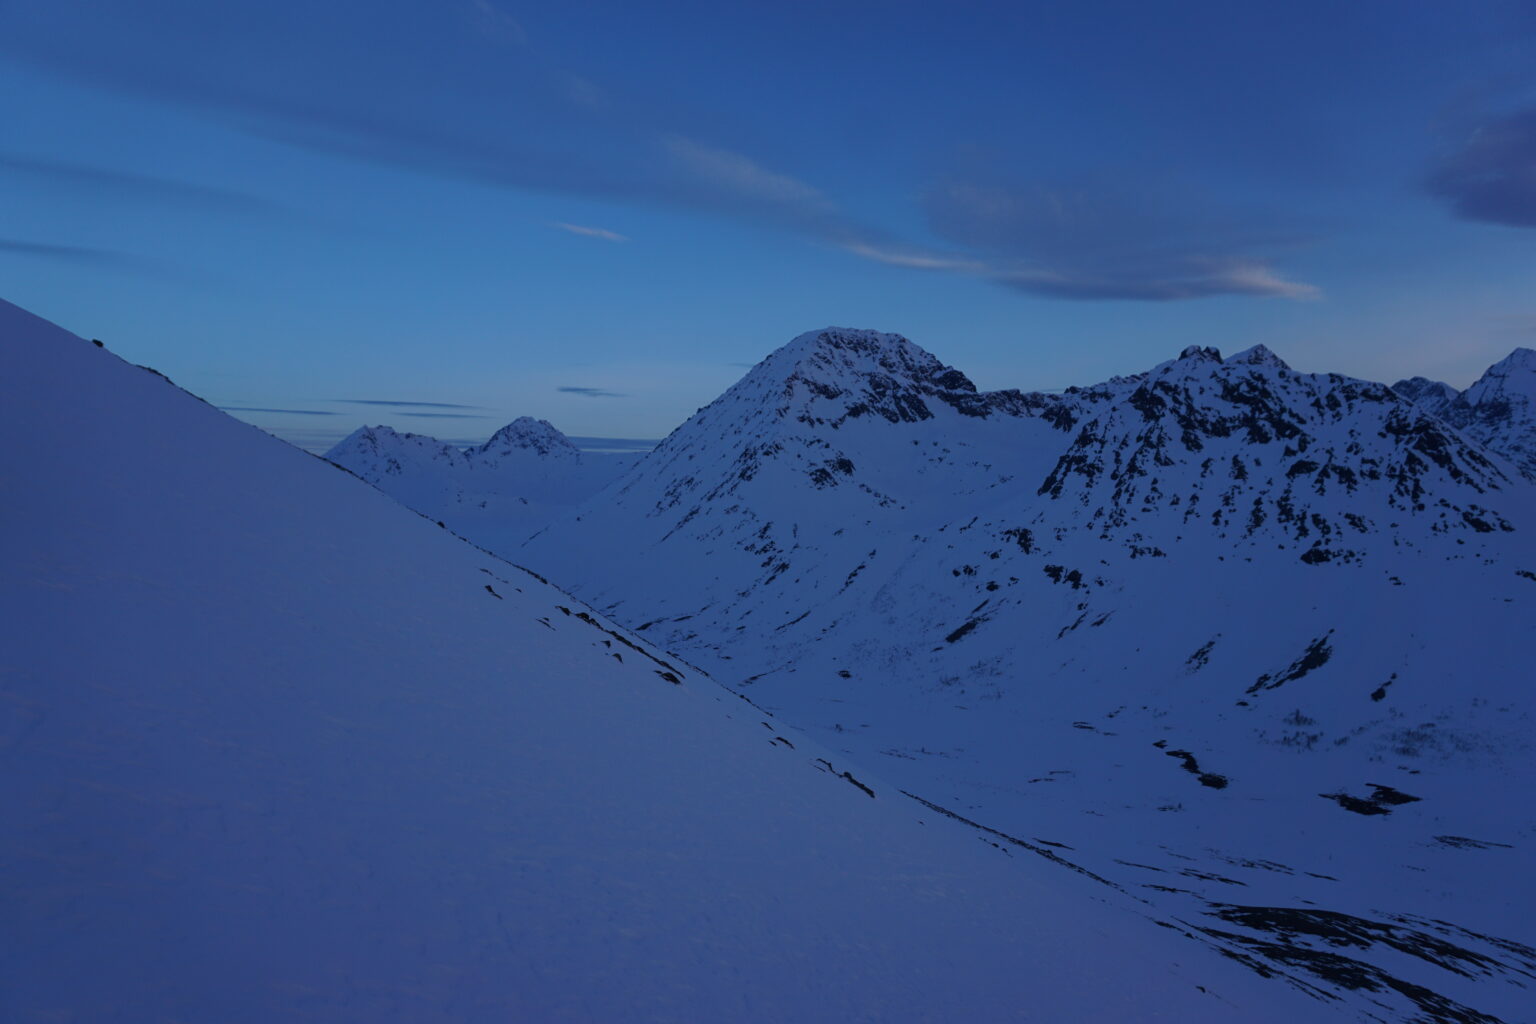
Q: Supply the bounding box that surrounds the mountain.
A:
[0,297,1343,1022]
[1392,375,1462,420]
[1395,348,1536,480]
[522,328,1536,1024]
[326,416,638,551]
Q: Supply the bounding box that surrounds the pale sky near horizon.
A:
[3,0,1535,450]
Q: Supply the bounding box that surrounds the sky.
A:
[3,0,1535,450]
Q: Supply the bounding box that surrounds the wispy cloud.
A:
[332,399,486,409]
[0,153,282,215]
[463,0,527,46]
[0,237,133,267]
[220,406,340,415]
[841,243,986,274]
[558,385,628,398]
[835,177,1319,302]
[1427,104,1536,228]
[662,135,826,208]
[397,411,493,419]
[554,222,628,242]
[0,1,1313,304]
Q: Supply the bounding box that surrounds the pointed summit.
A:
[325,424,468,473]
[761,327,978,397]
[1226,344,1290,370]
[1177,344,1223,363]
[1391,376,1461,418]
[719,327,1062,429]
[1462,347,1536,408]
[477,416,580,459]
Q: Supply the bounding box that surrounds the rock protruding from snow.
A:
[328,424,472,478]
[474,416,580,460]
[9,296,1317,1024]
[1392,376,1461,415]
[1227,344,1291,371]
[1395,349,1536,480]
[1036,345,1518,557]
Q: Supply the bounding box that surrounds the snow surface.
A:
[515,328,1536,1024]
[1,301,1333,1021]
[1396,348,1536,480]
[325,416,638,551]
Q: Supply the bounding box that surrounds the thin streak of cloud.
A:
[554,222,628,242]
[663,134,827,208]
[397,411,493,419]
[464,0,527,46]
[220,406,340,415]
[0,237,133,267]
[0,153,282,215]
[332,399,486,409]
[558,385,628,398]
[842,242,986,273]
[842,177,1322,302]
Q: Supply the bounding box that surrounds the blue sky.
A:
[3,0,1535,449]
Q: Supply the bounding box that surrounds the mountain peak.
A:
[1226,344,1290,370]
[766,327,976,392]
[478,416,579,458]
[1177,344,1223,363]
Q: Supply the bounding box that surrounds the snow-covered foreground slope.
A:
[325,418,639,550]
[522,329,1536,1024]
[0,299,1340,1022]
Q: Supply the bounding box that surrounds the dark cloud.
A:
[0,237,132,266]
[333,399,486,409]
[903,178,1319,302]
[558,386,628,398]
[220,406,339,415]
[397,411,492,419]
[1426,105,1536,227]
[0,153,282,215]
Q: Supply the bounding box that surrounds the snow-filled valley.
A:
[7,302,1535,1023]
[491,328,1536,1024]
[325,418,640,550]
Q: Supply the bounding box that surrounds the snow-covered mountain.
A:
[1395,347,1536,480]
[521,328,1536,1024]
[326,416,639,551]
[1,297,1354,1022]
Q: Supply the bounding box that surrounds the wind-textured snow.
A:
[519,328,1536,1024]
[1,300,1329,1022]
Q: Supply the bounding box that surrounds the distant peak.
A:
[1489,347,1536,372]
[1225,344,1290,370]
[766,327,975,392]
[1392,377,1460,404]
[479,416,579,457]
[1177,345,1223,363]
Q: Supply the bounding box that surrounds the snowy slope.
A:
[522,328,1536,1024]
[326,416,638,551]
[1,298,1340,1023]
[1396,348,1536,480]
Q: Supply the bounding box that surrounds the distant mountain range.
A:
[334,326,1536,1021]
[30,298,1534,1022]
[507,328,1534,1024]
[1393,347,1536,481]
[11,298,1347,1022]
[324,417,641,551]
